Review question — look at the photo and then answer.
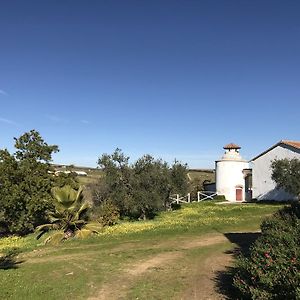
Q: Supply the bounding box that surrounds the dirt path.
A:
[179,249,232,300]
[88,234,230,300]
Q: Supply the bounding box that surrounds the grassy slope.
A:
[0,202,283,299]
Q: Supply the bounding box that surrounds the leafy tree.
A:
[97,148,133,216]
[36,185,99,244]
[271,158,300,200]
[94,149,189,220]
[14,130,58,161]
[170,159,189,196]
[132,155,170,219]
[0,130,77,235]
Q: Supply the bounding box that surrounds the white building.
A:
[75,171,88,176]
[215,143,249,202]
[251,140,300,201]
[54,170,88,176]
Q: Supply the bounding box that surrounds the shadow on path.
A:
[214,232,261,299]
[0,250,24,270]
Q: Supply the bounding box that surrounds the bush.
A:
[92,201,120,226]
[170,203,181,210]
[233,203,300,299]
[213,195,226,201]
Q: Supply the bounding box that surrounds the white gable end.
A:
[252,144,300,201]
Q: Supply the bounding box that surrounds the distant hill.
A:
[52,164,215,173]
[188,169,215,192]
[52,164,215,187]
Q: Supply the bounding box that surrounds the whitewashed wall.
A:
[252,144,300,200]
[216,160,249,201]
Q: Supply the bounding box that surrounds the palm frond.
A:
[75,229,94,239]
[35,223,59,239]
[74,202,90,221]
[36,231,45,240]
[36,223,57,232]
[44,231,65,245]
[75,186,84,203]
[51,185,78,208]
[52,199,69,214]
[48,215,63,223]
[83,222,103,233]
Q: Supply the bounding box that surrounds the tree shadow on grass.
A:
[214,232,261,299]
[0,249,24,270]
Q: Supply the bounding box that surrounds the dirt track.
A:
[89,234,232,300]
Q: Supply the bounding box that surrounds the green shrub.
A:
[92,201,120,226]
[170,203,181,210]
[213,195,226,201]
[233,203,300,299]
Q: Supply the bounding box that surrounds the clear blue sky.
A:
[1,1,299,168]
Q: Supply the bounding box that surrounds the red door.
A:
[236,188,242,201]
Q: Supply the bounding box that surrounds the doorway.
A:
[236,188,243,201]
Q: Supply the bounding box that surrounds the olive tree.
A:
[94,149,189,220]
[271,158,300,200]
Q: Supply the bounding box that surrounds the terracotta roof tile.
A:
[223,143,241,149]
[281,140,300,150]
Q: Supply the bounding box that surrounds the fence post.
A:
[197,191,200,202]
[187,193,191,203]
[176,194,179,204]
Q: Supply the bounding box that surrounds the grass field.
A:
[0,201,284,300]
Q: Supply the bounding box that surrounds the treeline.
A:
[0,130,189,235]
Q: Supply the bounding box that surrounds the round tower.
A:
[215,143,249,202]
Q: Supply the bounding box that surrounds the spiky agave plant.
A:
[36,185,100,244]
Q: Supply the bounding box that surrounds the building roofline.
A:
[250,140,300,161]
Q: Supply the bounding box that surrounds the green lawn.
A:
[0,201,284,300]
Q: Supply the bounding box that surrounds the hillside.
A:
[52,164,215,188]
